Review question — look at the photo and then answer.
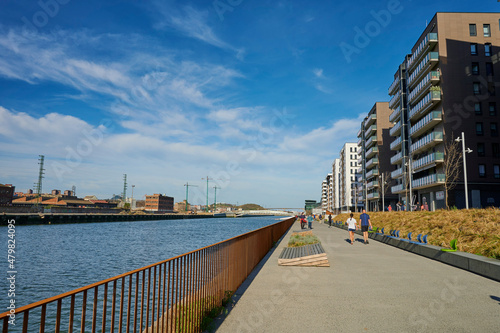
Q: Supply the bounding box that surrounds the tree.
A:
[443,138,462,209]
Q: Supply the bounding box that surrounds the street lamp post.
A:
[456,132,473,209]
[380,173,384,212]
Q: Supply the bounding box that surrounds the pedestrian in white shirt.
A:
[346,213,357,245]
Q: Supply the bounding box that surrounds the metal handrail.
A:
[0,218,295,333]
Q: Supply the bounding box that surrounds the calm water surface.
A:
[0,216,285,309]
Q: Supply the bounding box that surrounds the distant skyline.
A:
[0,1,498,208]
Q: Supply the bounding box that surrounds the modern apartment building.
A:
[331,158,341,213]
[388,12,500,210]
[357,102,397,211]
[321,177,329,212]
[339,143,359,212]
[145,194,174,212]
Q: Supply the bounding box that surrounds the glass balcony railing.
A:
[389,106,401,123]
[390,136,402,150]
[389,90,401,109]
[357,128,362,138]
[410,131,443,154]
[364,114,377,128]
[367,192,380,199]
[390,121,402,136]
[407,33,438,69]
[391,167,403,179]
[366,157,379,169]
[412,173,445,189]
[365,124,377,137]
[391,151,403,165]
[366,168,379,178]
[408,52,439,87]
[410,111,442,137]
[367,180,379,189]
[412,152,444,171]
[408,71,440,104]
[388,76,400,95]
[391,183,405,193]
[365,135,377,148]
[409,90,441,120]
[365,146,379,159]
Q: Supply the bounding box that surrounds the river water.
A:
[0,216,286,312]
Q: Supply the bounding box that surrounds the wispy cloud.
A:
[152,3,244,58]
[313,68,324,78]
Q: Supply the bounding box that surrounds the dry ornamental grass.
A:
[336,208,500,259]
[288,231,321,248]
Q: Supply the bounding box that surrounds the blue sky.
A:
[0,0,498,208]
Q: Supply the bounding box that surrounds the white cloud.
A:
[313,68,324,78]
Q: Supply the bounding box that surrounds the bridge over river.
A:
[215,219,500,333]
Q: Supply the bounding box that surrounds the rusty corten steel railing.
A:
[0,217,295,333]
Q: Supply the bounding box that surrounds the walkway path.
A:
[215,219,500,332]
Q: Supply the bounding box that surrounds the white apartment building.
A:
[339,143,359,212]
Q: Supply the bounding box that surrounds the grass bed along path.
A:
[288,231,320,248]
[335,208,500,259]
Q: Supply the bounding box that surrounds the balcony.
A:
[366,168,379,179]
[364,114,377,128]
[391,183,405,194]
[365,124,377,137]
[365,135,378,149]
[391,151,403,165]
[357,167,363,174]
[412,152,444,172]
[366,157,379,169]
[391,167,404,179]
[410,131,443,154]
[409,90,441,121]
[389,90,401,110]
[367,180,379,189]
[410,111,443,137]
[407,33,438,70]
[408,71,440,104]
[357,155,363,165]
[408,52,439,88]
[365,146,379,159]
[357,137,363,146]
[389,106,401,123]
[367,192,380,199]
[412,173,445,189]
[388,76,400,95]
[357,128,362,138]
[390,120,402,136]
[357,175,364,183]
[390,136,402,151]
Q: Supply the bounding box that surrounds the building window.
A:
[477,143,485,157]
[475,103,482,115]
[476,122,484,135]
[491,123,498,137]
[470,43,478,55]
[473,82,481,95]
[479,164,486,177]
[485,43,492,56]
[469,24,477,36]
[490,103,497,116]
[494,165,500,179]
[493,143,500,158]
[472,62,479,75]
[484,24,491,37]
[488,82,496,96]
[486,63,494,76]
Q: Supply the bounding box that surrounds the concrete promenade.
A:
[215,219,500,333]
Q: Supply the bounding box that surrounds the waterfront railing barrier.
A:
[1,217,295,333]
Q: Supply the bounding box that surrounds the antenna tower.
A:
[122,174,127,201]
[34,155,45,209]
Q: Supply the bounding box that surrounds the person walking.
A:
[359,209,372,244]
[388,205,392,212]
[300,212,306,229]
[328,214,332,228]
[346,213,357,245]
[307,214,313,229]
